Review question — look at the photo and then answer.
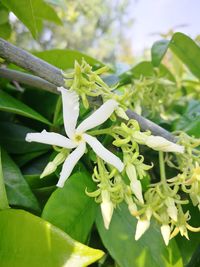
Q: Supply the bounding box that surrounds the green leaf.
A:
[0,209,104,267]
[174,100,200,137]
[0,4,11,39]
[187,246,200,267]
[0,122,50,154]
[151,40,169,66]
[34,49,104,69]
[96,203,183,267]
[151,33,200,79]
[119,61,154,84]
[42,172,97,243]
[0,90,51,125]
[2,0,62,38]
[170,33,200,79]
[119,61,175,85]
[1,149,40,212]
[0,4,9,25]
[0,22,11,39]
[0,148,9,209]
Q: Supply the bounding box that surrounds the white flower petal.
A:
[145,136,184,153]
[76,100,118,133]
[58,87,79,139]
[56,142,86,187]
[161,224,171,246]
[135,219,150,240]
[83,134,124,172]
[26,130,76,149]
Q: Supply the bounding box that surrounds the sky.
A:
[129,0,200,54]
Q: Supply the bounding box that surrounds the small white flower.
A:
[26,87,124,187]
[160,224,171,246]
[100,190,114,230]
[145,136,184,153]
[135,219,150,240]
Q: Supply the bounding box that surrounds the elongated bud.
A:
[125,193,138,216]
[81,93,89,109]
[130,180,144,204]
[41,149,68,178]
[126,163,137,181]
[135,219,150,240]
[145,136,184,153]
[165,197,178,222]
[128,201,138,217]
[126,164,144,203]
[132,131,148,144]
[40,162,57,178]
[100,190,114,230]
[115,107,129,120]
[94,65,110,75]
[113,136,130,147]
[161,224,171,246]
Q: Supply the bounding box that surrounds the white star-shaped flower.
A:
[26,87,124,187]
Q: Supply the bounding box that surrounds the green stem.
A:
[0,149,9,210]
[159,151,166,184]
[88,128,112,136]
[53,96,62,126]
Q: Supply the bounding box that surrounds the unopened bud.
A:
[145,136,184,153]
[115,107,129,120]
[161,224,171,246]
[100,190,114,230]
[135,219,150,240]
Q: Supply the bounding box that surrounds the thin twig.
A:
[0,68,57,94]
[126,110,177,142]
[0,38,64,86]
[0,38,176,142]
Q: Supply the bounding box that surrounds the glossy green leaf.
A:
[0,4,11,39]
[1,149,40,212]
[170,33,200,79]
[119,61,175,85]
[2,0,62,38]
[0,22,11,39]
[0,209,104,267]
[187,246,200,267]
[34,49,104,69]
[174,100,200,137]
[151,33,200,79]
[15,151,49,167]
[119,61,154,84]
[96,203,183,267]
[0,148,9,209]
[151,40,169,66]
[22,89,58,121]
[42,172,97,243]
[0,90,51,125]
[0,122,50,154]
[0,4,9,25]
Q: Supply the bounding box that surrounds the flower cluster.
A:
[25,60,200,246]
[128,75,178,117]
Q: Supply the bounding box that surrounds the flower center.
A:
[74,133,83,144]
